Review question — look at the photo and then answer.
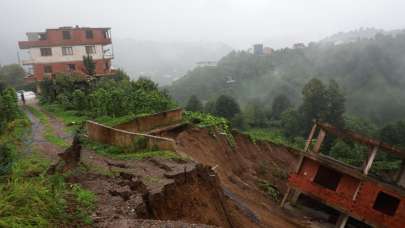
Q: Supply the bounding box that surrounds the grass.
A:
[183,111,236,148]
[245,128,305,151]
[0,114,95,227]
[42,103,87,131]
[257,179,281,202]
[0,153,96,227]
[43,103,141,127]
[83,138,186,161]
[26,105,69,149]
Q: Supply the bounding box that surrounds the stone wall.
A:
[86,120,176,151]
[114,108,183,133]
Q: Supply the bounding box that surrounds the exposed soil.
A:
[24,103,264,227]
[23,98,326,228]
[174,127,310,227]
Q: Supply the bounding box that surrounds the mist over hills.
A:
[113,39,232,85]
[169,29,405,125]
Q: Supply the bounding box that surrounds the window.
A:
[44,65,52,73]
[62,47,73,56]
[85,45,96,55]
[67,64,76,72]
[373,192,400,216]
[39,33,47,40]
[313,166,342,191]
[103,29,110,39]
[40,48,52,56]
[85,30,93,39]
[62,30,71,40]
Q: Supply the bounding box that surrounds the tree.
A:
[82,55,96,76]
[325,80,345,128]
[244,99,268,128]
[0,64,25,88]
[271,94,291,120]
[213,95,241,120]
[204,100,216,114]
[380,121,405,148]
[280,109,303,138]
[0,88,19,132]
[185,95,203,112]
[300,78,328,132]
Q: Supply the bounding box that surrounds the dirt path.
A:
[23,103,68,160]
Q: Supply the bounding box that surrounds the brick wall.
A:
[86,121,176,151]
[33,59,110,80]
[19,28,111,49]
[114,109,183,133]
[289,157,405,228]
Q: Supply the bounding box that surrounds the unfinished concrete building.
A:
[281,121,405,228]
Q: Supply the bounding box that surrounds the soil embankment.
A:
[174,127,303,227]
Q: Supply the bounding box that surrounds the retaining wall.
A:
[114,108,183,133]
[86,120,176,151]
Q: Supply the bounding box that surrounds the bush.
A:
[40,75,177,119]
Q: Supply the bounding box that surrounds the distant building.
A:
[253,44,264,55]
[263,47,273,56]
[293,43,306,49]
[196,61,217,67]
[18,26,114,82]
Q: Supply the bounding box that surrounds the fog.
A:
[1,0,405,64]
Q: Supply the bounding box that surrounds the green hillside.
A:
[169,32,405,125]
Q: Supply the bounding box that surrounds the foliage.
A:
[0,64,25,88]
[257,179,280,202]
[0,153,95,227]
[213,95,241,120]
[82,55,96,76]
[83,139,185,161]
[380,120,405,149]
[245,128,304,150]
[183,111,235,147]
[279,108,303,138]
[185,95,203,112]
[243,99,268,128]
[0,87,19,132]
[300,78,328,132]
[170,33,405,125]
[325,79,345,128]
[0,112,93,226]
[0,115,30,175]
[271,94,291,120]
[39,75,177,120]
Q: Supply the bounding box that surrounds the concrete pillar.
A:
[290,190,301,205]
[313,129,326,153]
[304,124,317,152]
[362,146,378,175]
[335,213,349,228]
[280,188,301,208]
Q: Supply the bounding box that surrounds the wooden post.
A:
[280,187,292,208]
[312,129,326,153]
[362,146,378,175]
[304,124,317,152]
[335,213,349,228]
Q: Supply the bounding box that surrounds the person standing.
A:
[21,92,25,105]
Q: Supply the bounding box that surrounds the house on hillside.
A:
[18,26,114,83]
[281,121,405,228]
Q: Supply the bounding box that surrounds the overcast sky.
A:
[1,0,405,63]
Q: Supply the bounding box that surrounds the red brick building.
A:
[281,121,405,228]
[18,26,114,81]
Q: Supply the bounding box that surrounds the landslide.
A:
[175,127,302,227]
